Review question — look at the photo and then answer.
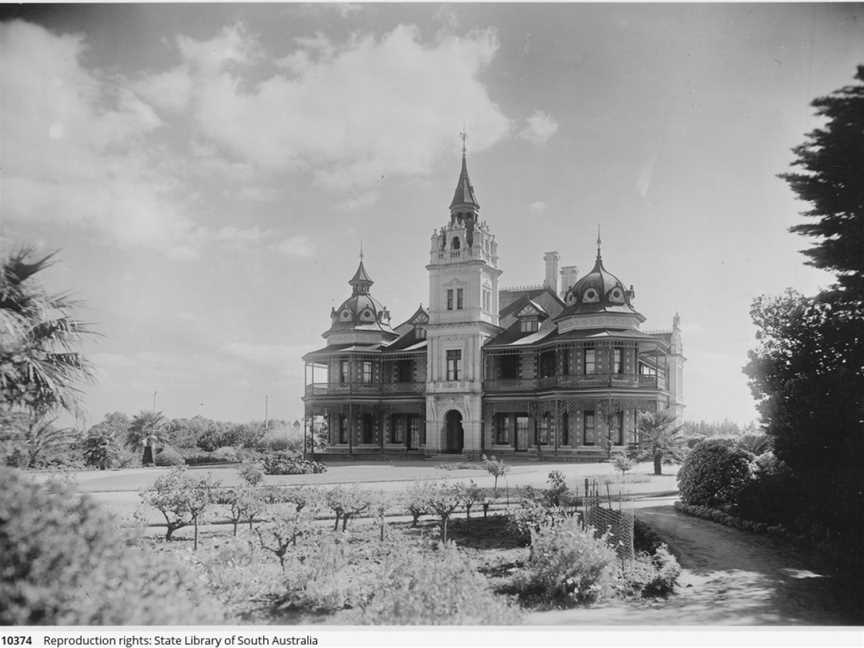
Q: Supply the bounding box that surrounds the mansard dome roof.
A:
[560,250,643,320]
[325,260,395,337]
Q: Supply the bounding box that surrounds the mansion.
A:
[302,151,684,458]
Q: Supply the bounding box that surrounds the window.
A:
[562,349,571,376]
[494,413,509,444]
[394,359,412,383]
[338,415,348,444]
[410,416,425,446]
[456,288,464,310]
[613,411,624,445]
[520,318,538,333]
[361,361,373,384]
[639,363,656,376]
[452,236,461,250]
[446,349,461,381]
[561,411,570,446]
[515,415,530,448]
[391,415,406,444]
[482,289,491,313]
[584,348,596,375]
[339,360,349,384]
[613,348,623,374]
[583,411,596,445]
[536,413,551,445]
[362,414,374,444]
[500,355,519,379]
[539,350,556,378]
[446,289,454,310]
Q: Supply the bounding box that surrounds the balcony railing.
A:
[483,373,665,392]
[305,382,424,397]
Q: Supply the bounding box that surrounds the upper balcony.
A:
[483,373,665,393]
[304,381,425,398]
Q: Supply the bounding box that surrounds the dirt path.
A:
[528,505,863,626]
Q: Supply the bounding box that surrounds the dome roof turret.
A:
[559,239,643,325]
[325,258,396,340]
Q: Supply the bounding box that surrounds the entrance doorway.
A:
[444,410,464,453]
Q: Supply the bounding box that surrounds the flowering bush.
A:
[0,469,226,624]
[262,451,326,475]
[677,438,754,507]
[513,517,617,606]
[238,461,265,486]
[212,446,240,463]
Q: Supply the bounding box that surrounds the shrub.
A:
[154,446,185,467]
[513,517,617,606]
[734,456,802,527]
[212,446,239,463]
[620,544,681,598]
[0,469,226,624]
[455,480,483,521]
[677,438,754,507]
[238,461,264,486]
[544,471,570,507]
[262,451,326,475]
[612,453,633,477]
[82,428,122,470]
[508,499,570,543]
[358,541,518,624]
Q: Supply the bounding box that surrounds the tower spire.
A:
[450,129,479,211]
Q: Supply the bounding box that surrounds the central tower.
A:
[425,142,502,453]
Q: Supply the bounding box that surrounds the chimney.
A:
[543,251,560,294]
[560,265,580,299]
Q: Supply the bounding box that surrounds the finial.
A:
[460,127,467,157]
[596,225,602,260]
[359,241,364,261]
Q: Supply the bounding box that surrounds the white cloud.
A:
[520,109,559,144]
[529,201,548,214]
[274,235,315,257]
[172,24,511,190]
[0,21,201,257]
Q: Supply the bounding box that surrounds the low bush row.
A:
[673,501,787,536]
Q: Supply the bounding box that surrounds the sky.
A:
[1,3,861,428]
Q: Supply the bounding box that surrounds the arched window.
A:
[452,236,461,250]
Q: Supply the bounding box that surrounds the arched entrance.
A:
[444,410,464,453]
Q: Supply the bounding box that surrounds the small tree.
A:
[426,482,461,543]
[221,486,264,536]
[481,454,509,492]
[185,475,218,550]
[455,480,483,523]
[631,409,686,475]
[612,452,633,479]
[404,481,432,527]
[140,466,193,541]
[324,486,370,532]
[255,505,314,570]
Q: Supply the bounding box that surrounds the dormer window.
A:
[340,309,352,321]
[520,318,539,333]
[360,309,375,322]
[609,287,624,303]
[583,288,599,303]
